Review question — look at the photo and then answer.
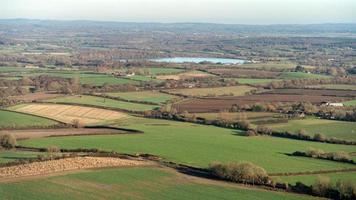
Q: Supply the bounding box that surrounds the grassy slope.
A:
[19,117,356,173]
[148,67,184,75]
[232,78,282,84]
[343,99,356,106]
[268,117,356,141]
[0,110,58,128]
[45,95,159,111]
[0,167,315,200]
[106,91,177,104]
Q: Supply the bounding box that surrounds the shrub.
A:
[72,119,84,128]
[245,129,257,137]
[0,134,17,148]
[313,133,326,142]
[235,120,252,131]
[256,126,273,135]
[312,176,332,196]
[209,162,269,185]
[336,180,356,200]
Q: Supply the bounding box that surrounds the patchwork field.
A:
[208,68,280,78]
[10,104,128,125]
[166,85,256,97]
[267,117,356,141]
[19,117,356,173]
[148,67,185,75]
[0,110,59,128]
[0,167,315,200]
[105,91,178,104]
[156,70,213,80]
[265,88,356,98]
[45,95,160,111]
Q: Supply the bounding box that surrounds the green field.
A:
[343,99,356,106]
[0,150,43,164]
[267,117,356,141]
[231,78,282,85]
[308,84,356,90]
[278,72,330,79]
[0,167,315,200]
[0,110,58,128]
[19,117,356,173]
[275,172,356,186]
[126,75,162,83]
[166,85,256,97]
[105,91,178,104]
[45,95,159,111]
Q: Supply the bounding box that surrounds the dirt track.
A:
[0,157,149,179]
[0,128,132,140]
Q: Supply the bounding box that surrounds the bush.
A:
[0,134,17,148]
[312,176,331,196]
[256,126,273,135]
[209,162,269,185]
[313,133,326,142]
[72,119,84,128]
[235,120,252,131]
[245,129,257,137]
[336,180,356,200]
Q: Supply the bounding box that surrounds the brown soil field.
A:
[266,89,356,97]
[174,94,348,113]
[12,104,128,125]
[10,92,65,102]
[0,157,148,179]
[0,128,131,140]
[208,69,280,78]
[156,71,212,80]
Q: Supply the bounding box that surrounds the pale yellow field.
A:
[11,104,128,125]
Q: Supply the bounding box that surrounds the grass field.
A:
[0,150,43,164]
[231,78,282,85]
[166,85,256,97]
[156,70,213,80]
[10,104,128,125]
[343,99,356,106]
[267,117,356,141]
[45,95,160,111]
[278,72,330,79]
[19,117,356,173]
[275,172,356,186]
[0,110,58,128]
[105,91,178,104]
[0,167,315,200]
[308,84,356,90]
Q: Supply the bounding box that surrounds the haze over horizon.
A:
[1,0,355,25]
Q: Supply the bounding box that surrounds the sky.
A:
[0,0,355,24]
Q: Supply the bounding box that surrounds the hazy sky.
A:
[1,0,355,24]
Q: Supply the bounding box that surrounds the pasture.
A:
[278,72,330,79]
[0,167,315,200]
[45,95,160,111]
[19,117,356,173]
[0,110,58,128]
[267,117,356,141]
[0,150,43,164]
[308,84,356,90]
[232,78,282,85]
[9,104,128,125]
[193,112,281,124]
[166,85,256,97]
[105,91,178,104]
[344,99,356,106]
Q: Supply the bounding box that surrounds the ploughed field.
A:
[0,167,314,200]
[104,91,177,104]
[174,94,347,113]
[165,85,256,97]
